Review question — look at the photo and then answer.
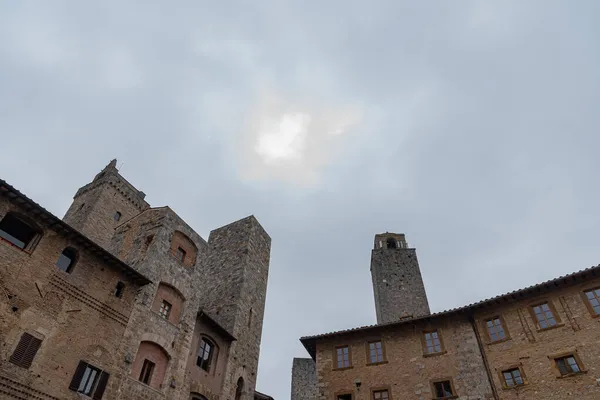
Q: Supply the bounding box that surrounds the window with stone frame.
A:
[159,300,172,319]
[532,302,558,329]
[197,337,215,372]
[372,389,389,400]
[423,330,443,354]
[368,340,384,364]
[139,359,155,385]
[485,317,507,342]
[432,380,455,399]
[583,288,600,315]
[114,211,122,222]
[502,368,525,387]
[335,346,351,369]
[555,354,583,376]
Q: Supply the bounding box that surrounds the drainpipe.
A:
[469,315,500,400]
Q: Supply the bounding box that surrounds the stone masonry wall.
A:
[291,358,317,400]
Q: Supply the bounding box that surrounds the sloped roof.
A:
[300,264,600,359]
[0,178,152,285]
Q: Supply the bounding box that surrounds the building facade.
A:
[293,232,600,400]
[0,160,272,400]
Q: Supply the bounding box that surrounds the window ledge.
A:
[366,361,388,366]
[432,396,457,400]
[486,337,511,345]
[151,311,180,328]
[332,366,354,371]
[502,383,527,390]
[536,323,565,332]
[0,237,31,254]
[423,350,447,358]
[557,371,587,379]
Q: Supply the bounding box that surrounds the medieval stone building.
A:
[0,160,272,400]
[292,233,600,399]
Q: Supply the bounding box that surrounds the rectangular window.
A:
[372,389,389,400]
[423,331,443,354]
[502,368,525,387]
[555,355,581,376]
[335,346,351,369]
[176,247,186,262]
[159,300,172,319]
[140,359,155,385]
[368,341,384,364]
[0,214,38,250]
[337,394,352,400]
[485,317,506,342]
[9,333,42,369]
[584,288,600,315]
[69,361,110,399]
[432,380,455,399]
[532,302,557,329]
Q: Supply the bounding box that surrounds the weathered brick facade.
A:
[0,159,273,400]
[296,233,600,400]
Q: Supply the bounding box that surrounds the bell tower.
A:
[370,233,430,324]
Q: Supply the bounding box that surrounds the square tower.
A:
[370,233,430,324]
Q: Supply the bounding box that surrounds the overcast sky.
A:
[1,1,600,399]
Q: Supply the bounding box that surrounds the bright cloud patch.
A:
[255,112,311,165]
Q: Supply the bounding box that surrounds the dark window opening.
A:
[235,377,244,400]
[555,355,581,376]
[114,212,121,222]
[337,395,352,400]
[176,247,186,262]
[502,368,524,387]
[139,359,155,385]
[433,380,454,399]
[0,214,39,250]
[114,282,125,298]
[56,247,77,273]
[197,338,214,372]
[79,203,85,210]
[9,333,42,369]
[248,308,253,328]
[386,238,397,249]
[69,360,110,399]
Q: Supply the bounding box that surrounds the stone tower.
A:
[63,159,149,249]
[370,233,430,324]
[200,216,271,400]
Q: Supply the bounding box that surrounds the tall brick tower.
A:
[200,216,271,400]
[370,233,430,324]
[63,159,149,249]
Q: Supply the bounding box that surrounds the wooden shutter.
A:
[92,371,110,400]
[9,333,41,368]
[69,361,88,391]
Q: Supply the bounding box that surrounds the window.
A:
[532,302,558,329]
[114,212,121,222]
[176,247,186,262]
[69,361,110,399]
[9,333,42,368]
[372,389,389,400]
[555,355,582,376]
[197,338,214,372]
[235,377,244,400]
[423,331,443,354]
[386,238,397,249]
[337,394,352,400]
[368,341,384,364]
[139,359,155,385]
[432,380,455,399]
[114,281,125,298]
[159,300,172,319]
[0,213,40,251]
[584,288,600,315]
[56,247,77,273]
[502,368,525,387]
[485,317,506,342]
[335,346,351,369]
[191,395,209,400]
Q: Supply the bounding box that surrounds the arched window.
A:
[191,394,208,400]
[152,283,185,324]
[170,231,198,267]
[114,281,125,298]
[196,337,215,372]
[386,238,397,249]
[114,211,122,222]
[235,377,244,400]
[132,341,169,389]
[56,248,77,273]
[0,213,41,251]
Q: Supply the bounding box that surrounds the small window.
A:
[9,333,42,369]
[335,346,351,369]
[432,380,455,399]
[176,247,186,262]
[159,300,172,319]
[372,390,389,400]
[423,331,443,354]
[502,368,525,387]
[386,238,397,249]
[114,282,125,298]
[337,394,352,400]
[197,338,214,371]
[140,359,155,385]
[532,302,557,329]
[485,317,506,342]
[56,247,77,273]
[0,213,39,250]
[114,212,122,222]
[69,361,110,399]
[555,355,582,376]
[368,341,384,364]
[584,288,600,315]
[235,377,244,400]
